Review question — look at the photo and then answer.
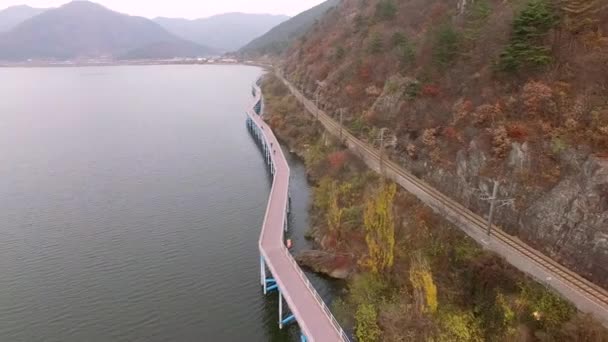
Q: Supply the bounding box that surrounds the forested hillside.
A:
[281,0,608,289]
[262,73,608,342]
[238,0,340,57]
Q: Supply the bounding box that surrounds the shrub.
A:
[359,64,372,81]
[354,14,367,33]
[368,33,384,54]
[392,32,407,47]
[506,122,529,141]
[350,116,369,135]
[396,41,415,66]
[551,137,567,154]
[313,176,334,211]
[376,0,397,21]
[422,84,441,97]
[334,46,345,60]
[433,23,461,67]
[328,150,349,171]
[405,80,421,99]
[443,126,460,141]
[473,103,502,124]
[407,143,417,158]
[522,80,553,116]
[464,0,492,42]
[438,310,484,342]
[498,0,559,72]
[422,128,438,147]
[327,183,343,234]
[355,303,381,342]
[392,32,416,65]
[332,298,352,327]
[304,137,329,172]
[478,292,517,340]
[453,99,474,123]
[489,125,512,158]
[342,206,363,229]
[519,283,576,332]
[349,273,388,307]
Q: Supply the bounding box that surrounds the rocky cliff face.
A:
[313,65,608,288]
[310,71,608,287]
[398,134,608,287]
[522,154,608,284]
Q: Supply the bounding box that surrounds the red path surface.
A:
[246,83,348,342]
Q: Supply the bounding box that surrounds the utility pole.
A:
[378,128,388,177]
[474,179,513,236]
[314,89,320,120]
[487,180,499,236]
[339,108,344,142]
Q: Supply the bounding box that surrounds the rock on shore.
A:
[295,250,352,279]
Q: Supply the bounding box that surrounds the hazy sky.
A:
[1,0,327,18]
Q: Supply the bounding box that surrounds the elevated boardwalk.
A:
[245,80,349,341]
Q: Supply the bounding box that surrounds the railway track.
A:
[277,74,608,318]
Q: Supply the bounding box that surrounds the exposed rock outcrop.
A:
[522,155,608,284]
[404,139,608,287]
[295,250,353,279]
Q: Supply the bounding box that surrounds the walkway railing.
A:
[280,245,349,339]
[245,77,349,341]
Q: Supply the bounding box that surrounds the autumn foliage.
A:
[422,84,441,97]
[328,150,349,172]
[363,182,396,274]
[261,0,608,337]
[522,81,554,117]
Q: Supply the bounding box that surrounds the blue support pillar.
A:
[279,290,283,329]
[264,278,277,294]
[281,314,295,326]
[278,289,296,330]
[260,255,266,289]
[261,257,278,295]
[267,147,270,165]
[300,333,307,342]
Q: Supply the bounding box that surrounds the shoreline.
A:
[0,61,269,68]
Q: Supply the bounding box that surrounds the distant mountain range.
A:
[0,1,213,61]
[0,0,331,61]
[154,13,289,53]
[239,0,340,57]
[0,5,46,32]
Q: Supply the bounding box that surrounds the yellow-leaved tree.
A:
[363,182,396,273]
[327,181,343,234]
[409,253,438,314]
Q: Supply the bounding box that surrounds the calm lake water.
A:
[0,65,337,342]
